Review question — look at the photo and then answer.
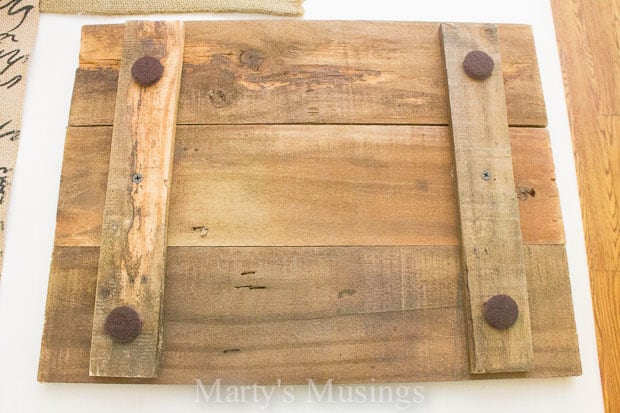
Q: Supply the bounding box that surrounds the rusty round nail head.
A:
[131,56,164,86]
[483,294,519,329]
[463,50,495,80]
[104,306,142,343]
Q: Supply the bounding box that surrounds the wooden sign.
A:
[38,20,580,383]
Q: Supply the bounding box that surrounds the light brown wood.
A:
[70,21,547,127]
[38,244,580,384]
[89,21,185,378]
[38,20,580,385]
[53,125,564,248]
[590,269,620,408]
[551,0,620,410]
[441,23,532,373]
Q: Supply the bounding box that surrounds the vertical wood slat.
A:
[440,23,533,373]
[89,21,185,378]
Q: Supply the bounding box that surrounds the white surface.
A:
[0,1,604,412]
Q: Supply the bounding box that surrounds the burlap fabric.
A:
[0,1,39,271]
[40,0,303,15]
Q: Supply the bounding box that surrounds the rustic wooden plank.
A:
[39,20,578,386]
[89,21,185,378]
[441,23,533,373]
[38,245,581,383]
[53,125,564,248]
[69,21,547,127]
[69,68,119,127]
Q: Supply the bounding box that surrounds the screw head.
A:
[131,56,164,86]
[104,306,142,343]
[132,173,143,184]
[483,294,519,330]
[463,50,495,80]
[481,170,491,181]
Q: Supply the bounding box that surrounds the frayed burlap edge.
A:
[40,0,304,16]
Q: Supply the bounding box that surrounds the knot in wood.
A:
[239,49,264,71]
[208,89,231,108]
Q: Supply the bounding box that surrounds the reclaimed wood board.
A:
[40,245,579,384]
[71,21,547,127]
[54,126,564,248]
[89,21,184,378]
[38,20,580,384]
[441,23,532,373]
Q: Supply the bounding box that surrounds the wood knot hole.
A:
[517,186,536,200]
[208,89,231,108]
[239,49,264,71]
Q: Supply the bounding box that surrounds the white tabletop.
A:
[0,1,604,412]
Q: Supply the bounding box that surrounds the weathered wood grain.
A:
[38,20,579,385]
[441,23,532,373]
[53,125,564,248]
[89,21,184,378]
[70,21,547,127]
[38,244,580,383]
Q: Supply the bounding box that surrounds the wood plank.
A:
[89,21,184,378]
[38,244,581,383]
[552,0,620,410]
[53,125,564,248]
[590,270,620,411]
[70,21,547,127]
[39,19,578,386]
[553,2,620,270]
[572,115,620,270]
[441,23,532,373]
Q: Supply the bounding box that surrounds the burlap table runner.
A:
[41,0,303,15]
